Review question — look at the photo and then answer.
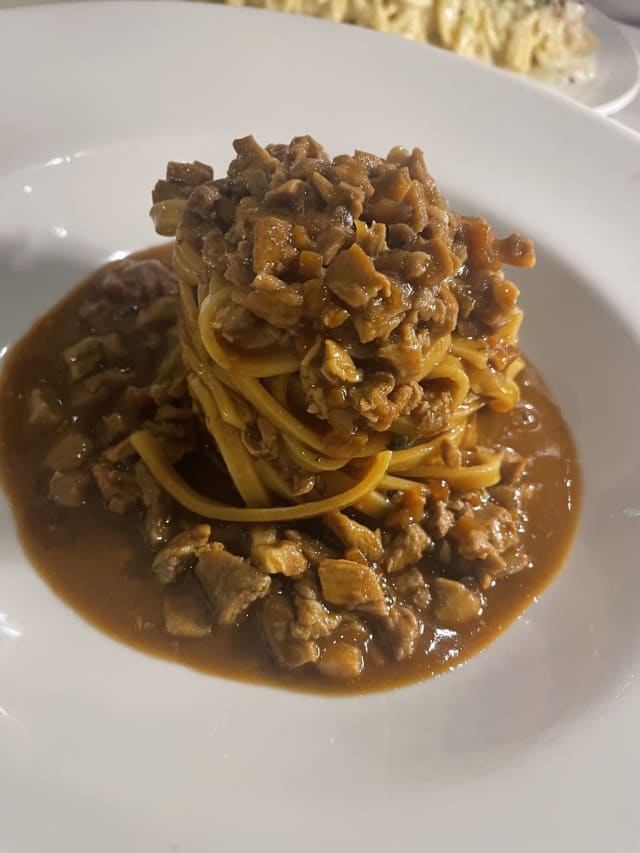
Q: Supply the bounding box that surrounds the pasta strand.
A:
[130,429,392,522]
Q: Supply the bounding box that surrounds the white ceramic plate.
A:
[556,4,640,114]
[1,3,639,852]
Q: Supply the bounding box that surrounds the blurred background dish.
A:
[561,3,639,111]
[224,0,600,83]
[220,0,639,112]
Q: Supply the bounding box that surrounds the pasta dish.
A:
[146,139,531,524]
[0,135,580,691]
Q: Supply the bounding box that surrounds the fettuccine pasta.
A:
[144,135,535,523]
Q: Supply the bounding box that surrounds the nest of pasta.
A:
[142,135,534,529]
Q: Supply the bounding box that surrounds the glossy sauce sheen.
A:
[0,247,581,694]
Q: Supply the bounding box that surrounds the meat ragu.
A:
[0,136,580,693]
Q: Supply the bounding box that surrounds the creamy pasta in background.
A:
[223,0,598,81]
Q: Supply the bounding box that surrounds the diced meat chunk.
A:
[490,483,538,520]
[27,388,62,428]
[321,340,362,384]
[167,160,213,187]
[196,542,271,625]
[91,461,139,513]
[152,161,213,214]
[426,500,455,539]
[264,178,308,209]
[318,558,387,615]
[325,244,389,309]
[394,567,431,610]
[301,279,349,329]
[324,511,384,562]
[316,642,364,679]
[382,604,422,661]
[62,336,102,381]
[48,470,90,507]
[44,431,93,471]
[450,504,520,588]
[431,578,483,627]
[242,274,303,329]
[377,326,429,384]
[62,334,126,381]
[315,222,355,265]
[152,524,211,584]
[146,403,197,463]
[262,591,319,668]
[348,371,397,432]
[163,592,213,638]
[493,232,535,267]
[384,523,431,573]
[472,504,519,553]
[354,219,387,255]
[252,216,298,275]
[71,369,132,406]
[82,368,131,394]
[291,576,341,640]
[251,539,308,578]
[283,529,338,565]
[342,547,369,565]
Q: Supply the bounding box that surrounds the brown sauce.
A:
[0,247,581,694]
